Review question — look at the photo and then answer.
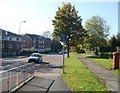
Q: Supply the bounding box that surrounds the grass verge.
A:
[61,52,108,92]
[80,53,119,76]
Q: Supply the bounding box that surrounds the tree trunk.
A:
[67,38,70,58]
[67,45,70,58]
[95,47,98,55]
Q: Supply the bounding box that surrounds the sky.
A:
[0,0,119,37]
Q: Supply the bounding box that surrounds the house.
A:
[21,34,51,53]
[0,28,21,57]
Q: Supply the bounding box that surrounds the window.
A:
[16,38,19,41]
[0,44,2,48]
[16,44,20,48]
[0,36,2,40]
[9,37,11,40]
[2,44,4,48]
[2,36,4,40]
[34,40,36,43]
[9,44,13,48]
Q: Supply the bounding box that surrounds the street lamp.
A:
[19,21,26,35]
[19,21,26,55]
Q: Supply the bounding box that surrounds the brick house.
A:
[0,28,21,57]
[21,34,51,53]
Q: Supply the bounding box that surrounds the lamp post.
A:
[19,21,26,55]
[19,21,26,35]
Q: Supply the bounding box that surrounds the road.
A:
[1,54,63,71]
[0,54,63,92]
[1,57,28,70]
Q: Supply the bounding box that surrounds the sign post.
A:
[61,35,67,74]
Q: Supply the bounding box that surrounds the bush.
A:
[100,52,113,59]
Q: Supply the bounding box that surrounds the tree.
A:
[52,2,83,57]
[109,35,117,47]
[116,32,120,47]
[51,39,62,53]
[84,16,109,55]
[42,31,52,39]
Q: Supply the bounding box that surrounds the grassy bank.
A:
[80,53,119,76]
[61,52,108,92]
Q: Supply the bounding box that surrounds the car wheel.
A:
[37,59,40,62]
[28,60,31,63]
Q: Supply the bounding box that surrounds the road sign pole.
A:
[63,43,65,74]
[60,34,67,74]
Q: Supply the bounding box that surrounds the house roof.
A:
[0,28,21,37]
[26,33,47,40]
[26,34,40,40]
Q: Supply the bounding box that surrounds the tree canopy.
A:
[42,31,52,39]
[85,16,109,46]
[52,2,84,57]
[84,16,110,54]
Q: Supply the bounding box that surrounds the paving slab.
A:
[16,77,54,92]
[35,72,71,91]
[16,84,46,91]
[27,77,54,89]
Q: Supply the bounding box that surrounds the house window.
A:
[16,38,19,41]
[34,40,36,43]
[0,44,2,48]
[16,44,20,48]
[2,36,4,40]
[2,44,4,48]
[9,44,13,48]
[0,36,2,40]
[24,40,25,42]
[9,37,11,40]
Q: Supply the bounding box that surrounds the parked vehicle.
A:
[28,53,43,63]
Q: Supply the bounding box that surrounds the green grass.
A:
[80,53,120,76]
[61,52,108,92]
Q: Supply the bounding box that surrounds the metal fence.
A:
[0,63,35,93]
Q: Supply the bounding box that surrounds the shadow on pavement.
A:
[34,61,49,64]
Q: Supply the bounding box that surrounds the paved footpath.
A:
[78,56,119,92]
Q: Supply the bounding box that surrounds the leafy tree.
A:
[116,32,120,46]
[52,2,83,57]
[84,16,109,55]
[109,35,117,47]
[42,31,52,39]
[51,39,62,53]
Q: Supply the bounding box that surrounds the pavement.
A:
[12,54,119,92]
[78,56,119,92]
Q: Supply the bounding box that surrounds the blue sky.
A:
[0,0,119,37]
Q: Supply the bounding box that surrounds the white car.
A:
[28,53,43,63]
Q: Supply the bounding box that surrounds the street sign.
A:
[61,35,67,43]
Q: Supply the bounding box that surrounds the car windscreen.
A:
[31,54,41,57]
